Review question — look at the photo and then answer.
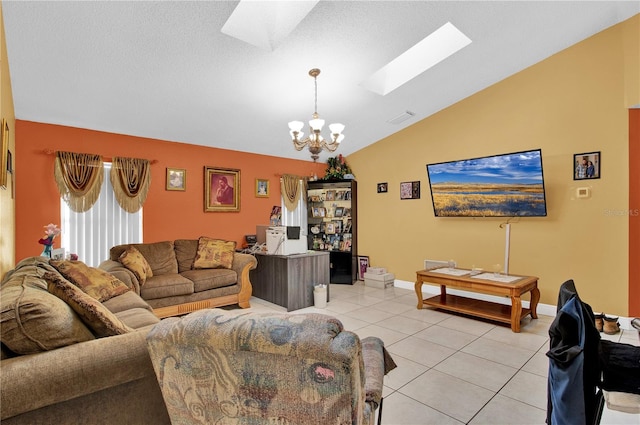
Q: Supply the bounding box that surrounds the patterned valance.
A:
[110,157,151,213]
[54,151,104,213]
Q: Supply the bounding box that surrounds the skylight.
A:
[361,22,472,96]
[221,0,319,51]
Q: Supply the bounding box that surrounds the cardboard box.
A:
[363,272,394,289]
[366,267,387,275]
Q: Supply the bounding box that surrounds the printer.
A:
[266,226,307,255]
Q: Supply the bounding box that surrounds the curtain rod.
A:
[42,149,158,164]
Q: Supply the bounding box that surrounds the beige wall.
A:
[0,3,16,279]
[349,15,639,315]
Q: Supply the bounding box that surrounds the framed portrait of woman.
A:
[204,166,240,212]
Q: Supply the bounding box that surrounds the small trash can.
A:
[313,284,327,309]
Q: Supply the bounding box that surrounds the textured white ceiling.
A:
[3,1,639,163]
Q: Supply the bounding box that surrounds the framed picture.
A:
[51,248,66,261]
[255,178,269,197]
[0,119,8,189]
[400,181,420,199]
[377,182,388,193]
[326,222,336,234]
[325,190,336,201]
[204,166,240,212]
[334,207,344,217]
[333,220,342,233]
[166,168,186,191]
[574,151,600,180]
[357,255,370,280]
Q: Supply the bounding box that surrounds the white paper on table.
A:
[429,267,470,276]
[471,272,522,283]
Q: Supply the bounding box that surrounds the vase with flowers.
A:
[38,223,61,258]
[323,154,354,181]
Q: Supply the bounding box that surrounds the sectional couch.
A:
[0,256,171,424]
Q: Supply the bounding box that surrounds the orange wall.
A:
[15,121,324,261]
[630,108,639,316]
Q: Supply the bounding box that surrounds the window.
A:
[60,163,142,266]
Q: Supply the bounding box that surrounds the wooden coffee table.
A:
[415,269,540,333]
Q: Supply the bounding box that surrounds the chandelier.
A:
[288,68,344,162]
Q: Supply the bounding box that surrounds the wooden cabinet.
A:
[307,180,357,284]
[250,251,330,311]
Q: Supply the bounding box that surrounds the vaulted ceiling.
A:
[3,1,638,163]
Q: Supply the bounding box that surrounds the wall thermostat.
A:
[576,187,591,199]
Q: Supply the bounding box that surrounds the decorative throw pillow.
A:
[0,272,95,354]
[45,272,134,337]
[118,245,154,285]
[192,237,236,270]
[50,260,130,302]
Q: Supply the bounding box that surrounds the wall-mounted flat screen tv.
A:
[426,149,547,217]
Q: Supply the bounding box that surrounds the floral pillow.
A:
[45,272,134,337]
[118,245,154,285]
[50,260,130,302]
[192,237,236,270]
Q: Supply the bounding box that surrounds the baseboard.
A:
[393,280,635,330]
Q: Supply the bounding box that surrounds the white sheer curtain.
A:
[60,163,143,266]
[281,179,307,236]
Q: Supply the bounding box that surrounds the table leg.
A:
[414,281,424,309]
[530,287,540,319]
[510,295,522,333]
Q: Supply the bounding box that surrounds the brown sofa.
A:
[99,239,258,318]
[0,257,171,424]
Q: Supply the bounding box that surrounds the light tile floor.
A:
[243,281,639,425]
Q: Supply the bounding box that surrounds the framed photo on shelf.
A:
[204,166,240,212]
[326,222,336,234]
[325,190,336,201]
[357,256,370,280]
[573,151,600,180]
[333,220,342,233]
[334,207,344,217]
[255,178,269,197]
[166,168,186,191]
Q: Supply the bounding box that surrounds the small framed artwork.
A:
[400,181,421,199]
[357,255,370,280]
[204,166,240,212]
[51,248,66,261]
[333,220,342,234]
[166,168,186,191]
[334,207,344,217]
[326,222,336,234]
[255,178,269,197]
[377,182,388,193]
[325,190,336,201]
[574,151,600,180]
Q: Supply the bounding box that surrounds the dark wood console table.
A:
[251,252,330,311]
[415,269,540,333]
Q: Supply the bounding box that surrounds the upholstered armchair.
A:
[146,309,396,425]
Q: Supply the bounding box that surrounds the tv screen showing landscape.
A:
[426,149,547,217]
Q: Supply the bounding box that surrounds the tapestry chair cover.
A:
[146,308,394,425]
